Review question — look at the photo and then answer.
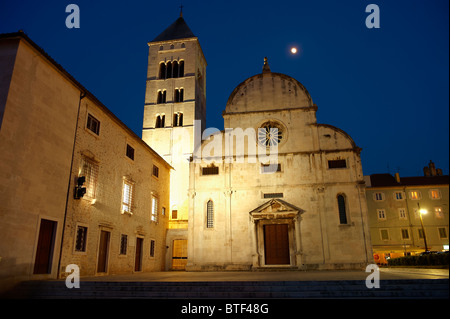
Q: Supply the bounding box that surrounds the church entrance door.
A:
[263,224,290,265]
[172,239,188,270]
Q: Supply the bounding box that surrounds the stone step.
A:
[4,279,448,299]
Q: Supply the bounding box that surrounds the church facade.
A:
[144,15,373,270]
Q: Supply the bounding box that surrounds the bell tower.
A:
[142,13,206,240]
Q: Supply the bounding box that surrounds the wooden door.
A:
[135,237,143,271]
[97,230,110,273]
[33,219,57,274]
[172,239,187,270]
[264,224,290,265]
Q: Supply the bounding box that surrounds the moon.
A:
[290,47,298,54]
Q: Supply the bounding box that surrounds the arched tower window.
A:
[337,194,348,225]
[159,63,166,79]
[178,113,183,126]
[206,200,214,228]
[179,60,184,77]
[160,114,165,127]
[155,115,161,128]
[166,61,172,79]
[172,61,179,78]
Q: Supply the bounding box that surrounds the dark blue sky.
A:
[1,0,448,177]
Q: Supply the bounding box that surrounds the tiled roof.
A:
[368,173,449,187]
[151,17,195,42]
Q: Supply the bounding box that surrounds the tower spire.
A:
[262,57,271,73]
[180,4,183,17]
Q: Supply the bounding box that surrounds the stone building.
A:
[141,14,206,270]
[186,58,373,270]
[142,15,373,271]
[0,31,171,292]
[365,161,449,263]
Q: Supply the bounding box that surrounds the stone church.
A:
[143,14,373,270]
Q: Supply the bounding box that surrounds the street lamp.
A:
[417,203,429,253]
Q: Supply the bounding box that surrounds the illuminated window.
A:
[81,157,98,198]
[435,207,444,219]
[430,189,441,199]
[377,209,386,220]
[206,200,214,228]
[122,178,134,214]
[337,194,348,224]
[409,191,421,200]
[86,113,100,135]
[151,196,158,223]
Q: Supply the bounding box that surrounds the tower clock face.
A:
[258,121,283,147]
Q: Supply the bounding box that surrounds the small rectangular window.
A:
[263,193,283,199]
[122,179,134,214]
[380,229,389,240]
[438,228,447,239]
[261,163,281,173]
[435,207,444,219]
[401,229,409,239]
[374,192,384,201]
[153,165,159,178]
[151,196,158,223]
[87,114,100,135]
[430,189,440,199]
[377,209,386,220]
[75,226,88,252]
[120,234,128,255]
[394,192,404,200]
[150,240,156,257]
[172,210,178,219]
[398,208,407,220]
[126,144,135,160]
[410,191,421,200]
[328,159,347,169]
[202,166,219,175]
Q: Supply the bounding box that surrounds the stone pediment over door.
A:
[249,199,305,221]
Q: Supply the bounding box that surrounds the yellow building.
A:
[0,31,171,292]
[364,161,449,264]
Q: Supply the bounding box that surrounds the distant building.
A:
[364,161,449,263]
[0,32,171,292]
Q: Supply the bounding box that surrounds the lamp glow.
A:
[290,47,298,54]
[419,209,428,215]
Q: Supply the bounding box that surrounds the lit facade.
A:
[364,161,449,263]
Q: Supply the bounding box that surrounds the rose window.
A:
[258,122,283,147]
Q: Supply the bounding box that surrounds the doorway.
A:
[97,230,110,273]
[263,224,290,265]
[33,219,57,274]
[135,237,143,271]
[172,239,187,270]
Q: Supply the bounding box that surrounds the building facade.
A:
[365,161,449,263]
[185,59,373,270]
[141,15,206,270]
[0,32,171,292]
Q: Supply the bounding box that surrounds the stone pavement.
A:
[79,267,449,282]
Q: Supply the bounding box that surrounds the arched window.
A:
[155,115,161,128]
[337,194,348,224]
[178,113,183,126]
[166,61,172,79]
[174,89,180,103]
[157,91,162,104]
[172,60,179,78]
[159,63,166,79]
[179,61,184,77]
[160,114,165,127]
[179,88,184,102]
[173,113,179,127]
[162,90,166,103]
[206,200,214,228]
